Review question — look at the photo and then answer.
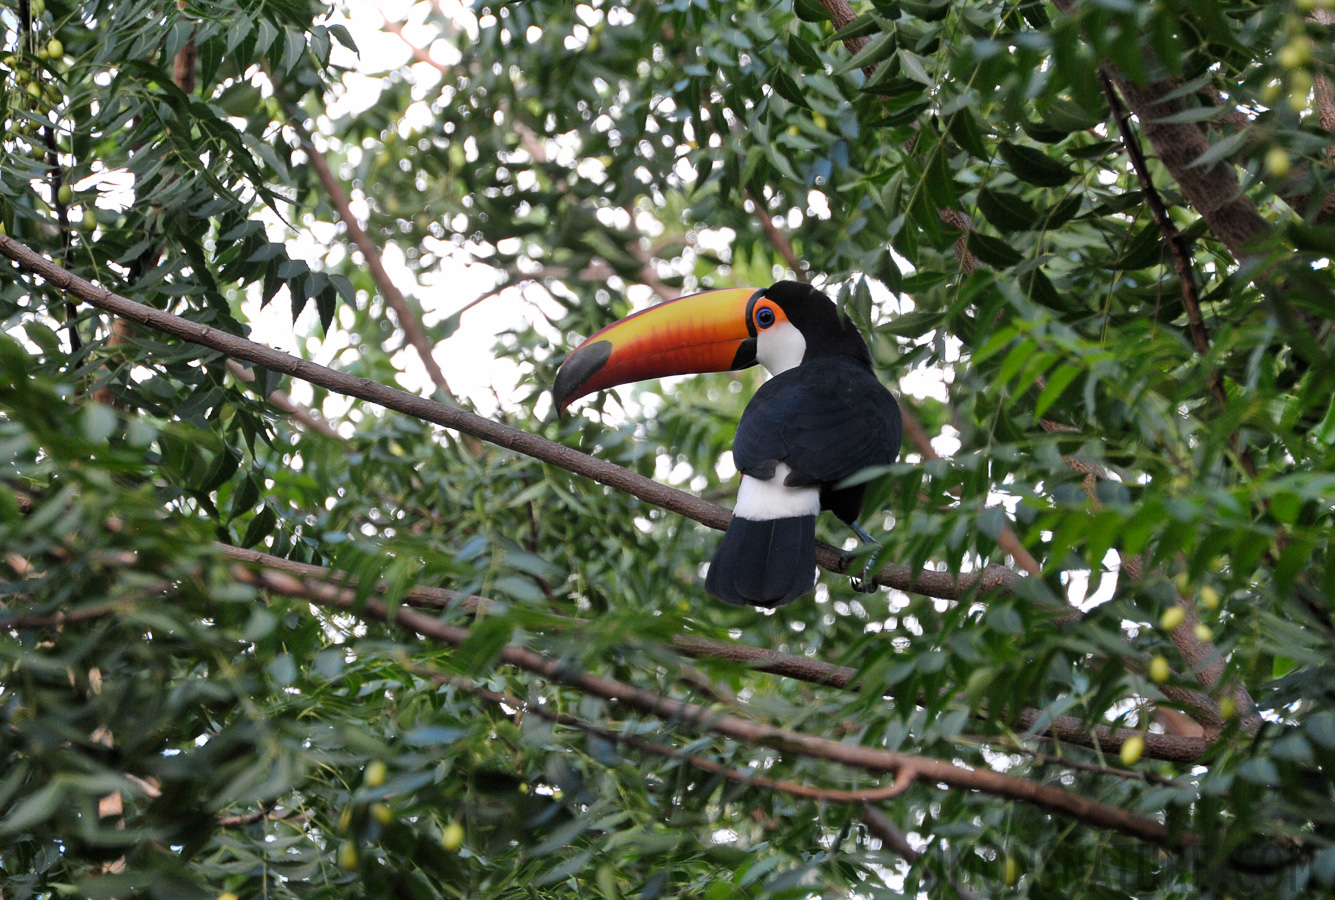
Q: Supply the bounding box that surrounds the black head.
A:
[762,281,872,368]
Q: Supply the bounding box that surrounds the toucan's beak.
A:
[553,287,765,411]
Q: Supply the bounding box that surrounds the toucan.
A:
[552,280,902,608]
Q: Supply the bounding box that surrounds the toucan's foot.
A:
[848,521,880,592]
[850,574,878,593]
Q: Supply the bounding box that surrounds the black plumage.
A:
[704,283,902,607]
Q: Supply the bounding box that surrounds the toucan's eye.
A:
[755,306,776,329]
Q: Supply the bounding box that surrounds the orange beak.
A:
[553,287,765,411]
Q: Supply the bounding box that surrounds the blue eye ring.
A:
[755,306,776,329]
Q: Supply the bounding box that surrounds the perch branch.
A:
[0,233,1021,604]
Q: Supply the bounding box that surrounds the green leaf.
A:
[998,141,1075,187]
[793,0,831,22]
[946,107,989,159]
[241,504,278,548]
[977,188,1039,232]
[965,230,1023,268]
[769,67,810,108]
[1114,224,1165,270]
[785,33,822,69]
[1188,131,1246,170]
[1033,363,1080,417]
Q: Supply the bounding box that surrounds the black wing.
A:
[731,358,902,487]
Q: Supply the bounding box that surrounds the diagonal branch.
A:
[231,563,1193,849]
[214,544,1212,764]
[1048,0,1270,261]
[290,117,456,397]
[0,234,1019,603]
[1098,73,1225,410]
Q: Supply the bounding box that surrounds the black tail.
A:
[704,515,816,608]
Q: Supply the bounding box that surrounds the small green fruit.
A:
[370,802,393,825]
[1265,147,1292,177]
[441,822,464,851]
[46,38,63,59]
[336,807,352,832]
[82,208,97,230]
[1220,696,1237,720]
[57,184,73,205]
[1279,38,1313,70]
[1200,585,1221,610]
[27,81,41,99]
[364,759,388,788]
[338,841,358,871]
[1193,623,1213,642]
[1120,735,1145,766]
[1003,854,1021,888]
[1160,607,1186,631]
[1149,655,1171,684]
[217,893,240,900]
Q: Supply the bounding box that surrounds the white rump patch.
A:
[734,463,820,520]
[756,321,806,376]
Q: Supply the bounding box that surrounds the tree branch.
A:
[1098,73,1225,410]
[214,542,1212,763]
[0,234,1022,604]
[414,662,920,804]
[231,564,1193,849]
[289,117,456,398]
[226,360,342,440]
[745,190,806,280]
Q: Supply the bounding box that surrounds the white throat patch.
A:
[756,321,806,376]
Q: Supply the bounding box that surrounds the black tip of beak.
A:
[552,339,613,413]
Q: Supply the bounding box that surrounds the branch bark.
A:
[0,234,1021,604]
[1048,0,1271,262]
[230,564,1193,849]
[214,543,1212,764]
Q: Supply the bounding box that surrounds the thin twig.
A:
[290,119,455,398]
[861,805,987,900]
[745,190,805,280]
[1098,73,1227,411]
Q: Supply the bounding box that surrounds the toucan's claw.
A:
[848,521,880,593]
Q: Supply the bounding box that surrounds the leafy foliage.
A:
[2,0,1335,897]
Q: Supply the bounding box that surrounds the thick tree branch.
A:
[231,564,1192,849]
[1047,0,1272,262]
[216,544,1211,763]
[0,234,1020,603]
